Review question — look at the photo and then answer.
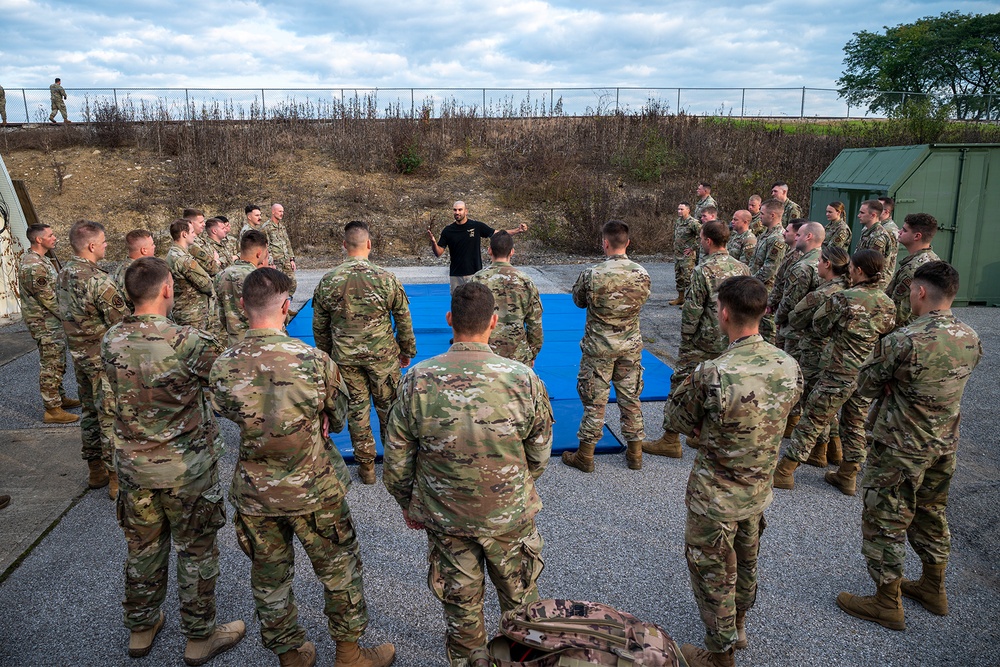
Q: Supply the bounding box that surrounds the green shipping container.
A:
[810,144,1000,306]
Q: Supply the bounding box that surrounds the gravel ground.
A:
[0,261,997,666]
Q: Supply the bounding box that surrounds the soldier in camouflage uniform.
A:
[726,210,756,266]
[204,218,236,271]
[822,202,852,251]
[645,222,749,460]
[262,204,297,297]
[470,231,543,365]
[770,182,802,225]
[671,202,701,305]
[837,261,981,631]
[48,77,68,123]
[102,257,246,664]
[18,224,79,423]
[692,182,717,221]
[886,213,940,328]
[0,84,7,125]
[765,220,805,351]
[664,276,802,667]
[211,268,395,667]
[112,229,156,313]
[313,221,417,485]
[774,249,896,491]
[747,199,787,343]
[856,200,897,291]
[56,220,129,490]
[878,198,901,288]
[214,230,269,346]
[383,282,553,667]
[747,195,764,237]
[184,209,221,278]
[564,221,650,472]
[240,204,263,237]
[166,219,214,328]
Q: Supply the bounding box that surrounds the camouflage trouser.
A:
[234,503,368,655]
[839,388,874,464]
[786,375,856,462]
[72,356,114,467]
[275,260,297,298]
[674,256,696,296]
[662,346,711,435]
[50,98,67,120]
[799,367,838,444]
[685,510,766,653]
[427,521,544,665]
[0,90,6,123]
[116,467,225,638]
[340,360,402,464]
[861,441,955,585]
[30,326,68,409]
[759,314,776,345]
[781,335,800,418]
[577,352,645,445]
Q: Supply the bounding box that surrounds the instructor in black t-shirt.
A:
[428,201,529,292]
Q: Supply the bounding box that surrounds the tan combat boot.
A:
[901,562,948,615]
[642,432,681,458]
[836,579,905,631]
[61,396,82,408]
[183,620,246,666]
[625,441,643,470]
[561,442,596,473]
[783,414,800,438]
[827,435,843,465]
[334,639,395,667]
[669,294,685,306]
[771,457,799,490]
[805,441,828,467]
[43,407,79,424]
[680,644,734,667]
[129,610,165,658]
[358,462,376,485]
[824,461,861,496]
[108,471,119,499]
[685,431,701,448]
[279,641,317,667]
[735,609,747,650]
[87,459,109,489]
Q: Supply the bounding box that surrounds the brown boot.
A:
[358,462,376,485]
[669,294,685,306]
[783,414,800,438]
[772,457,799,490]
[642,432,681,458]
[334,640,395,667]
[108,471,119,500]
[561,442,596,473]
[901,562,948,616]
[183,620,246,666]
[827,435,843,465]
[805,441,828,467]
[735,609,747,650]
[0,495,9,510]
[61,396,82,409]
[625,441,643,470]
[685,431,700,448]
[680,644,734,667]
[280,641,317,667]
[43,407,79,424]
[87,459,109,489]
[836,579,906,631]
[824,461,861,496]
[128,610,165,658]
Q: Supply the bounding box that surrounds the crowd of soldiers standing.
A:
[11,186,982,667]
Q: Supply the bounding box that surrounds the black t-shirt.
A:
[437,220,495,276]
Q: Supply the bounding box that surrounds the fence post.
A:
[550,88,553,115]
[114,88,118,107]
[615,88,619,114]
[677,88,681,113]
[741,88,745,117]
[185,89,190,120]
[261,89,266,119]
[800,87,805,118]
[483,89,486,115]
[22,90,29,123]
[411,88,414,117]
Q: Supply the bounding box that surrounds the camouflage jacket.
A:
[383,342,554,537]
[18,250,62,334]
[767,248,802,313]
[781,199,802,224]
[261,220,294,267]
[470,260,543,364]
[749,212,764,237]
[102,314,224,490]
[312,257,417,365]
[190,235,221,277]
[111,257,137,313]
[572,255,650,358]
[682,250,750,356]
[56,256,128,363]
[858,222,897,289]
[775,247,821,336]
[213,260,255,346]
[50,83,66,102]
[881,220,900,290]
[748,226,787,292]
[664,335,802,521]
[726,229,757,265]
[823,218,852,251]
[206,235,236,271]
[692,195,717,221]
[886,247,940,328]
[166,244,213,324]
[813,281,896,379]
[210,329,350,516]
[858,310,981,457]
[788,275,850,375]
[674,216,701,260]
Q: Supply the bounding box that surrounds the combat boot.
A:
[827,435,843,465]
[642,432,681,458]
[87,459,109,489]
[279,641,317,667]
[183,620,246,666]
[805,441,828,467]
[61,396,82,408]
[358,462,376,485]
[625,441,643,470]
[836,579,905,631]
[680,644,734,667]
[561,442,596,473]
[334,639,395,667]
[43,407,79,424]
[824,461,861,496]
[685,431,701,448]
[783,414,800,438]
[128,610,165,658]
[669,294,685,306]
[108,471,119,500]
[771,457,799,490]
[901,562,949,615]
[735,609,747,650]
[0,495,9,511]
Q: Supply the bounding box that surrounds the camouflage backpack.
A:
[474,599,686,666]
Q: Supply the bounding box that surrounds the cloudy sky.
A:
[1,0,993,116]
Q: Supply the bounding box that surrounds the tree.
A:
[838,12,1000,120]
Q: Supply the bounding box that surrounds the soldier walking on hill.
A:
[49,77,69,123]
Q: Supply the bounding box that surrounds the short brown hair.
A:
[903,213,938,241]
[241,268,292,317]
[602,220,629,248]
[861,199,884,215]
[169,219,190,241]
[240,230,268,254]
[125,257,170,305]
[913,261,959,300]
[701,220,730,247]
[26,224,51,244]
[489,231,514,258]
[718,276,767,327]
[69,220,105,253]
[450,282,495,336]
[125,229,153,253]
[182,208,204,220]
[344,221,370,249]
[852,248,885,280]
